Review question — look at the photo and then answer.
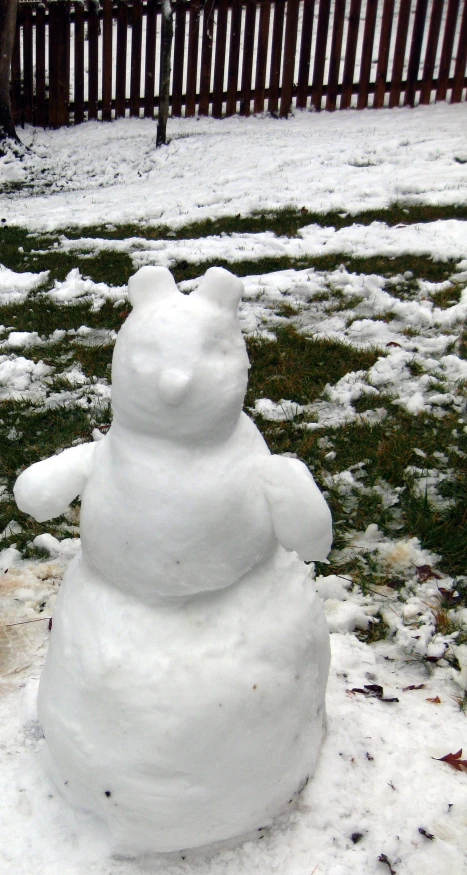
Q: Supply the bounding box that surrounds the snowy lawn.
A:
[1,104,467,874]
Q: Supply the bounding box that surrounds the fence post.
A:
[102,0,113,121]
[297,0,315,109]
[404,0,429,106]
[88,0,99,120]
[186,0,201,116]
[326,0,346,110]
[74,1,85,124]
[49,0,70,127]
[35,3,46,127]
[357,0,378,109]
[280,0,300,117]
[144,0,157,118]
[374,0,395,108]
[436,0,460,101]
[451,0,467,102]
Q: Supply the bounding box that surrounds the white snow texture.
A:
[14,266,332,854]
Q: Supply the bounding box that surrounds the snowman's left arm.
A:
[257,455,332,562]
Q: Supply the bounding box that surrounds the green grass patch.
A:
[43,202,467,242]
[245,326,380,408]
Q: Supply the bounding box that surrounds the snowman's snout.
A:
[158,368,192,404]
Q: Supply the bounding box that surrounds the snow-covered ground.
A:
[1,104,467,874]
[1,103,467,229]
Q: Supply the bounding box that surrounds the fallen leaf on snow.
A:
[433,749,467,772]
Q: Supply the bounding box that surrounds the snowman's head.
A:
[111,266,249,442]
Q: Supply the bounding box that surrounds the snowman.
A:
[14,266,332,854]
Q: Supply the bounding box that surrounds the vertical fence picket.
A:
[186,0,201,116]
[341,0,362,108]
[226,0,242,113]
[199,1,214,115]
[436,0,460,99]
[74,1,85,124]
[268,0,285,113]
[213,0,229,117]
[102,0,113,121]
[388,0,411,107]
[357,0,378,108]
[311,0,331,110]
[451,0,467,101]
[131,0,143,117]
[420,0,444,103]
[11,13,21,126]
[144,0,157,117]
[116,0,128,118]
[280,0,300,116]
[374,0,395,107]
[49,0,70,127]
[88,0,99,120]
[173,0,187,116]
[35,3,46,126]
[240,0,257,115]
[404,0,429,105]
[23,6,33,124]
[326,0,346,110]
[254,0,271,113]
[296,0,315,109]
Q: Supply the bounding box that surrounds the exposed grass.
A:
[45,202,467,241]
[245,327,380,408]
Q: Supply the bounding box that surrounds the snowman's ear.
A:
[192,267,243,315]
[128,266,179,309]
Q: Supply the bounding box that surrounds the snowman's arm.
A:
[258,455,332,562]
[14,442,97,523]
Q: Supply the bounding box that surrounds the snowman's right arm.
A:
[14,442,97,523]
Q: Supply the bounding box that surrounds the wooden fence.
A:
[11,0,467,127]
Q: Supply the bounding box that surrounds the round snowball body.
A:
[38,549,330,855]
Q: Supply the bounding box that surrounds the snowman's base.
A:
[38,547,330,854]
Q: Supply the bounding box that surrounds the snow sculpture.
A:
[14,266,332,855]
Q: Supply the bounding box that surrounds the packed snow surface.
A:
[1,103,466,231]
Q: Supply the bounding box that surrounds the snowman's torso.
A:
[80,413,277,600]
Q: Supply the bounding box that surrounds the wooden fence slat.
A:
[326,0,346,110]
[199,0,215,115]
[268,0,285,113]
[23,7,33,124]
[254,0,271,113]
[88,0,99,120]
[213,0,229,117]
[374,0,395,107]
[131,0,143,117]
[280,0,300,116]
[186,0,201,115]
[296,0,315,109]
[240,0,257,115]
[35,3,46,127]
[11,16,21,126]
[48,4,58,129]
[420,0,444,103]
[357,0,378,109]
[116,0,128,118]
[311,0,331,110]
[226,0,243,114]
[389,0,411,107]
[173,0,187,116]
[341,0,363,108]
[102,0,113,121]
[144,0,157,117]
[74,1,85,125]
[49,0,70,128]
[451,0,467,101]
[436,0,460,99]
[404,0,429,105]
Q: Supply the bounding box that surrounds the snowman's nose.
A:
[158,368,192,404]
